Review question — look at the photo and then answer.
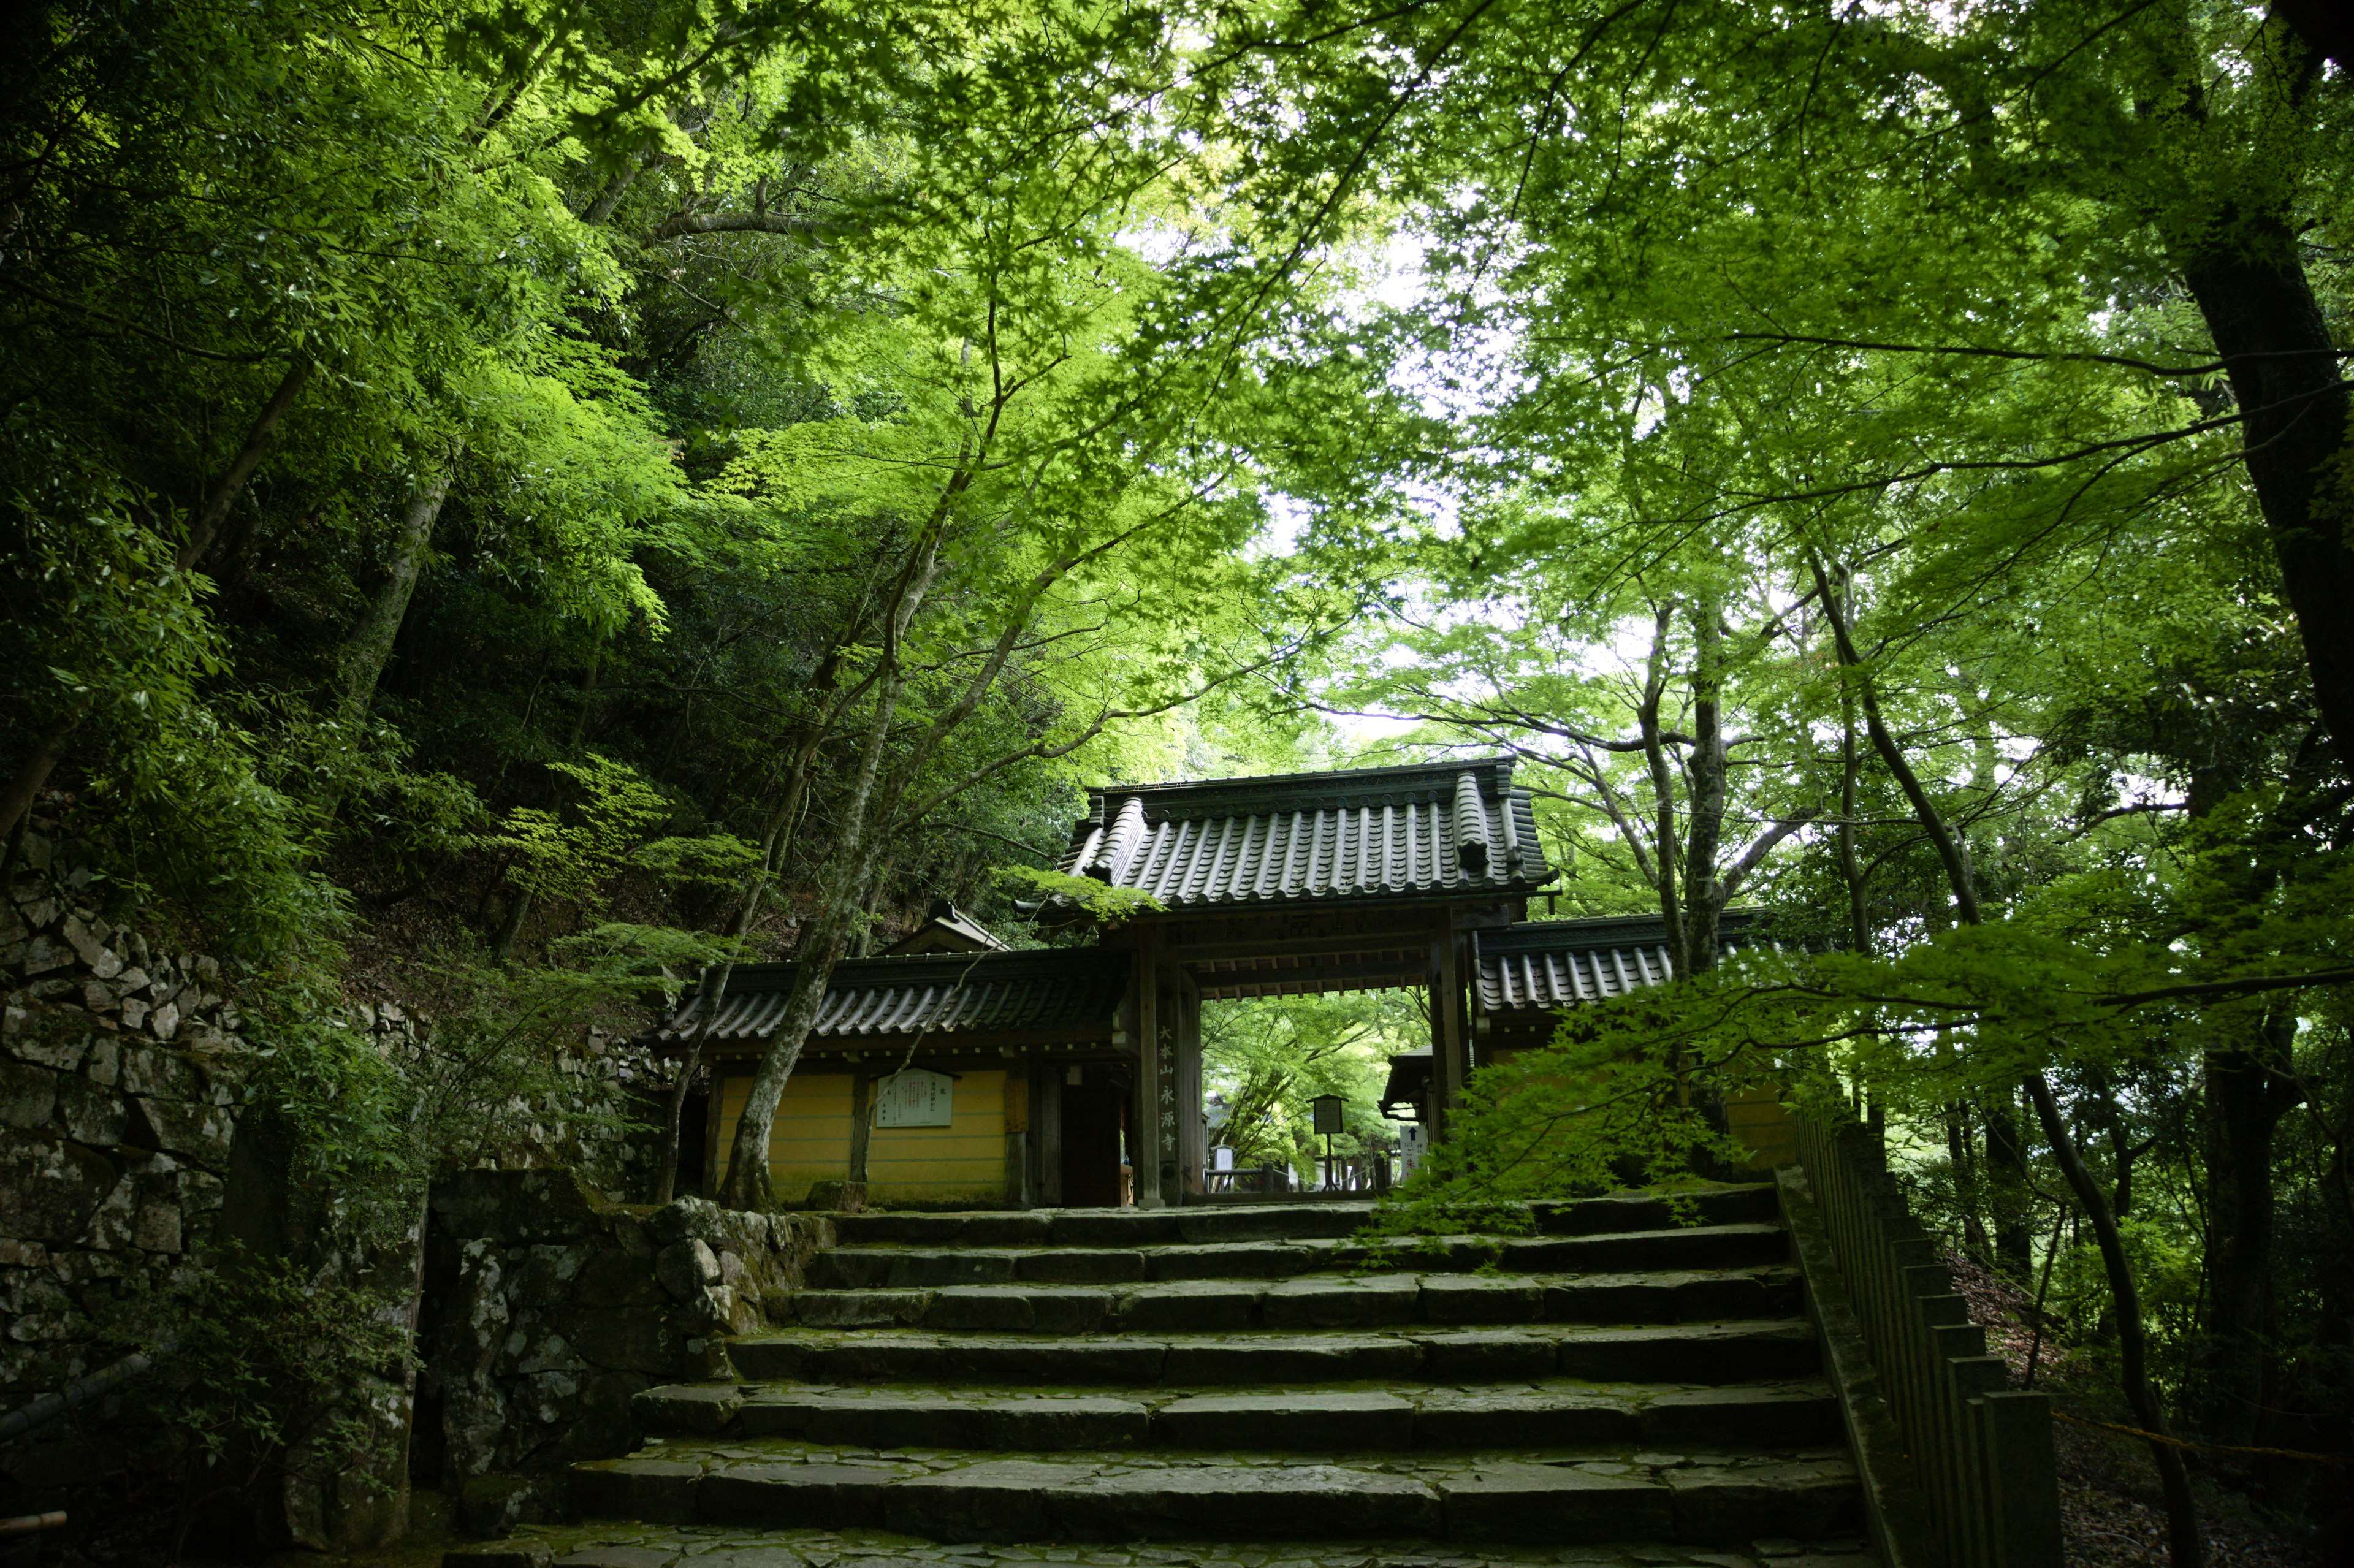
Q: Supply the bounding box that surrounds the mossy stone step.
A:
[634,1377,1840,1452]
[787,1265,1803,1334]
[807,1223,1789,1291]
[570,1447,1861,1544]
[726,1319,1816,1387]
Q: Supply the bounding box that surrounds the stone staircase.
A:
[559,1185,1872,1566]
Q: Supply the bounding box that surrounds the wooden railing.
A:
[1795,1114,2063,1568]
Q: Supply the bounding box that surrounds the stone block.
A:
[1542,1273,1685,1323]
[130,1097,234,1170]
[1412,1393,1637,1448]
[923,1285,1115,1333]
[1441,1463,1674,1541]
[1049,1209,1184,1247]
[55,1074,125,1145]
[1640,1387,1843,1447]
[118,1045,200,1100]
[1666,1461,1859,1543]
[889,1249,1020,1288]
[881,1460,1067,1540]
[1015,1247,1146,1284]
[695,1462,897,1528]
[571,1248,668,1310]
[17,935,74,977]
[1054,1463,1441,1540]
[0,1132,117,1241]
[1113,1281,1262,1333]
[1143,1241,1318,1281]
[631,1382,742,1433]
[1419,1274,1542,1324]
[7,1011,86,1071]
[1154,1391,1414,1450]
[940,1336,1166,1385]
[648,1195,722,1246]
[794,1288,935,1328]
[83,1033,118,1087]
[1163,1333,1420,1384]
[1409,1330,1555,1380]
[654,1238,720,1300]
[0,1060,56,1127]
[1176,1205,1369,1244]
[1262,1274,1420,1329]
[1555,1322,1808,1383]
[978,1395,1149,1449]
[804,1393,986,1448]
[571,1458,703,1524]
[562,1309,677,1375]
[61,916,121,978]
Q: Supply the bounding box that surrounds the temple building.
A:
[651,758,1785,1206]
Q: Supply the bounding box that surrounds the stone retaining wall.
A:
[419,1170,829,1533]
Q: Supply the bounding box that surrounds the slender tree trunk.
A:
[180,358,311,571]
[1636,604,1685,959]
[718,671,907,1209]
[1681,594,1726,976]
[651,693,840,1205]
[2026,1072,2204,1568]
[1837,692,1871,956]
[340,457,458,720]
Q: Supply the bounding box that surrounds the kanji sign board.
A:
[874,1068,956,1128]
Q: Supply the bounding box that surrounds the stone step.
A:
[727,1319,1818,1387]
[633,1377,1842,1451]
[515,1524,1878,1568]
[571,1444,1860,1544]
[820,1185,1778,1252]
[787,1265,1802,1334]
[806,1223,1789,1290]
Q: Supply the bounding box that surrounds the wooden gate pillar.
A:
[1429,918,1469,1141]
[1175,970,1205,1196]
[1133,927,1167,1208]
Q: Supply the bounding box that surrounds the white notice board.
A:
[873,1068,956,1128]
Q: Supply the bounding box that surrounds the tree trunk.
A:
[717,669,908,1209]
[2026,1072,2205,1568]
[1681,593,1726,976]
[339,459,458,721]
[180,359,312,572]
[2174,208,2354,775]
[2195,1005,2304,1447]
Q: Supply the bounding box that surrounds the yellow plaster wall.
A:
[716,1071,854,1205]
[714,1067,1009,1205]
[867,1069,1006,1203]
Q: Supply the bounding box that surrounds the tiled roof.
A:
[881,900,1006,956]
[1474,911,1767,1011]
[653,949,1127,1047]
[1057,758,1555,912]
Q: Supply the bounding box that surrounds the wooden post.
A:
[700,1071,728,1197]
[1428,918,1468,1141]
[1175,970,1205,1197]
[1133,927,1165,1208]
[1036,1062,1064,1206]
[1002,1060,1030,1208]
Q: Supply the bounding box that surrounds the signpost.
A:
[1311,1094,1344,1190]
